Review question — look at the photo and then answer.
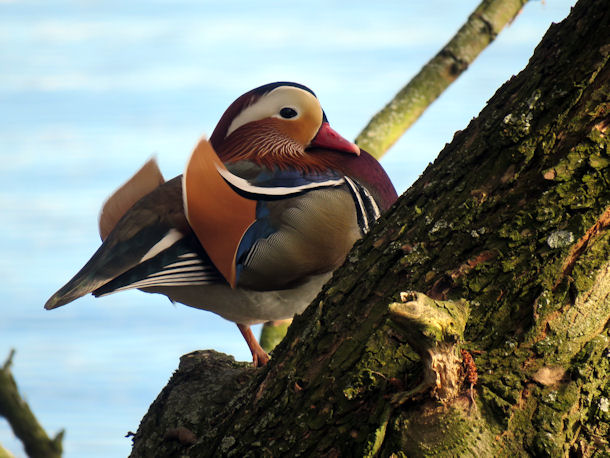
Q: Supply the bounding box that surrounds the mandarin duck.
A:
[45,82,398,366]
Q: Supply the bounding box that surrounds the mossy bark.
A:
[260,0,528,352]
[130,0,610,455]
[0,351,63,458]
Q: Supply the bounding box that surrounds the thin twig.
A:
[356,0,528,158]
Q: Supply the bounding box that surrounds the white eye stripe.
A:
[226,86,321,137]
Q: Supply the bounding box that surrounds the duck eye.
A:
[279,107,298,119]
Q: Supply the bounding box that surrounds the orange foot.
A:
[237,323,270,367]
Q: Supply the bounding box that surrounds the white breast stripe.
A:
[362,185,381,220]
[344,176,382,234]
[217,165,345,198]
[140,229,184,262]
[344,176,369,233]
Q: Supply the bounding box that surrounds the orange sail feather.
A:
[98,158,165,241]
[183,138,256,287]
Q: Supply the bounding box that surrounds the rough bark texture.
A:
[260,0,528,350]
[355,0,528,158]
[130,0,610,455]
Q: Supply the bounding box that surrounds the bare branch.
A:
[356,0,528,158]
[0,350,63,458]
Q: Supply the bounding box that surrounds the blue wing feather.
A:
[234,202,276,282]
[225,162,385,287]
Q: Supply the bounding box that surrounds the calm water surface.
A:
[0,1,575,456]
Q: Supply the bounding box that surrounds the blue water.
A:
[1,1,576,456]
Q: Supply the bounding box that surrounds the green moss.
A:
[339,324,418,402]
[398,243,431,267]
[305,404,332,431]
[572,234,610,293]
[139,7,610,455]
[589,153,610,169]
[487,377,523,406]
[480,386,512,426]
[553,383,580,413]
[363,405,392,458]
[393,403,499,457]
[531,431,562,457]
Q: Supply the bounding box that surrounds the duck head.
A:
[209,82,360,171]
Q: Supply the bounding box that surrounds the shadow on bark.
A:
[131,0,610,455]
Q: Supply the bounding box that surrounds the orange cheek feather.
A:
[277,112,317,147]
[183,138,257,287]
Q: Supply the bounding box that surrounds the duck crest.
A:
[210,82,327,173]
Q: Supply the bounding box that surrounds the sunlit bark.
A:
[131,0,610,454]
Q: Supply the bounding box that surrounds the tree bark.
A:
[260,0,529,348]
[130,0,610,455]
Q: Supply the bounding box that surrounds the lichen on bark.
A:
[130,0,610,455]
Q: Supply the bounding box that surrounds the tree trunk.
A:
[130,0,610,455]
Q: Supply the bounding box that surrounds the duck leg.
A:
[236,323,270,367]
